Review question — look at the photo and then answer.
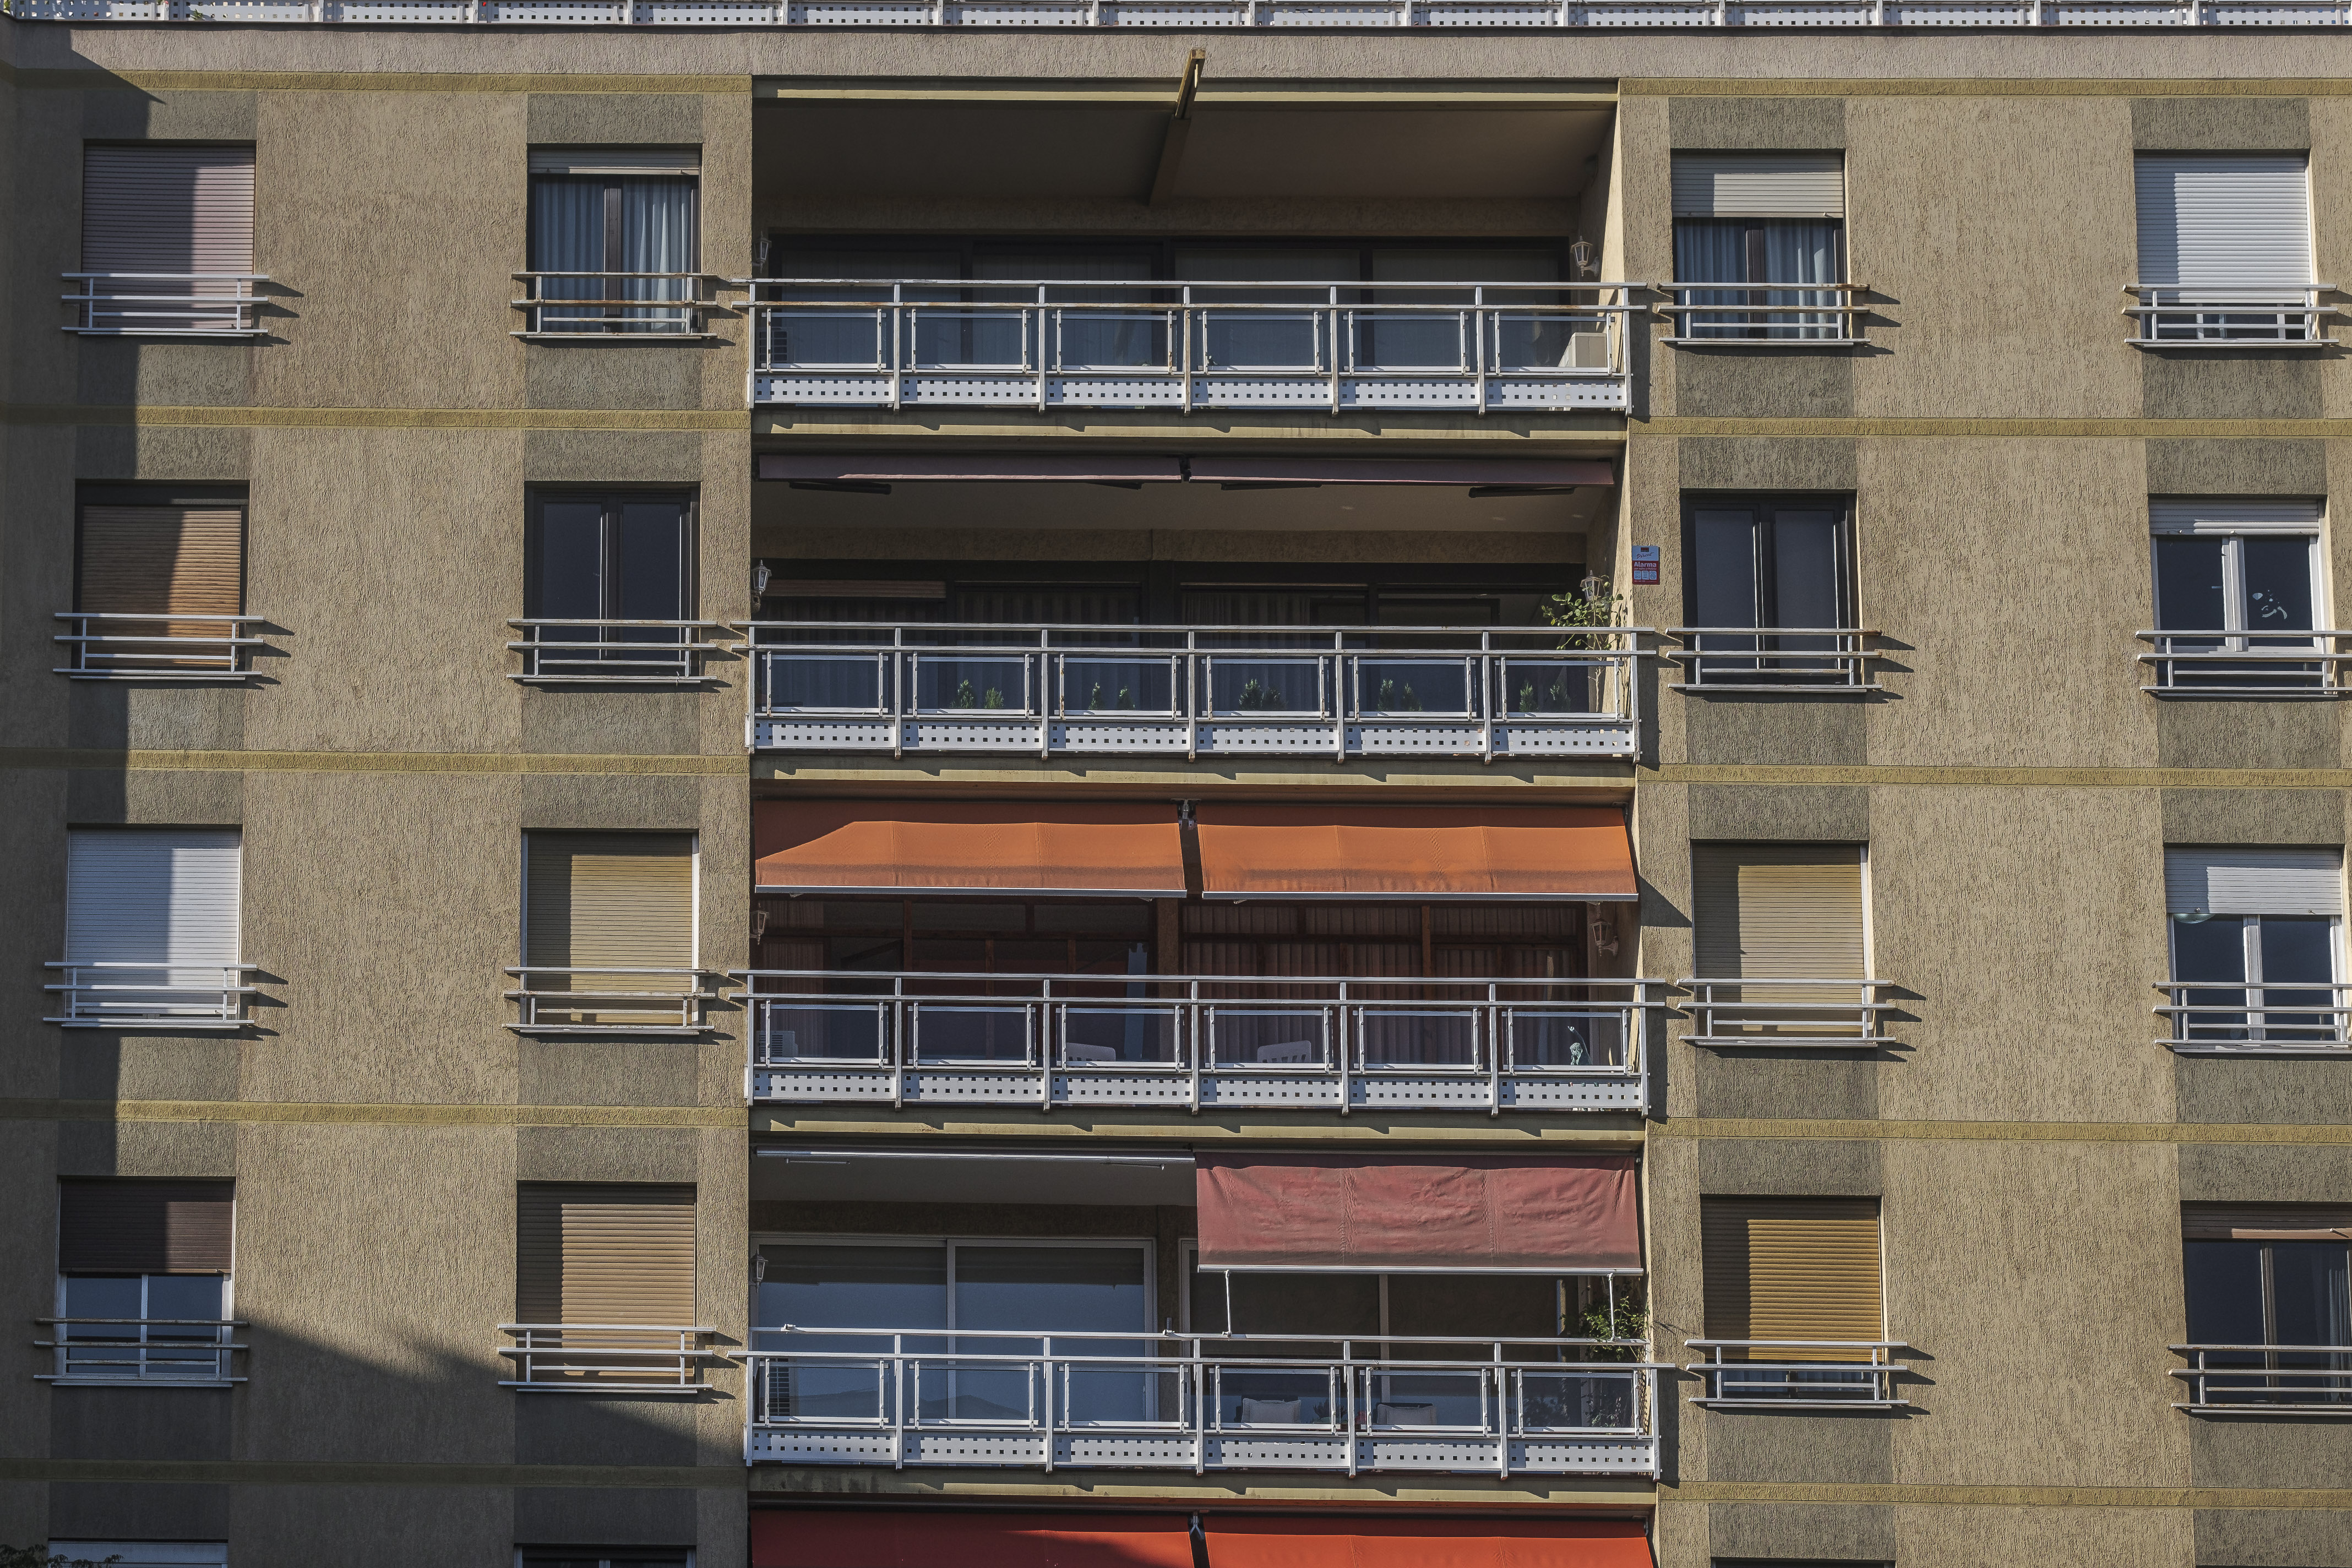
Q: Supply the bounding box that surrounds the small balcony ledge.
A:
[44,962,259,1030]
[1676,977,1897,1049]
[61,272,269,336]
[1685,1340,1910,1409]
[55,612,267,680]
[499,1323,726,1393]
[2155,981,2352,1054]
[507,619,734,684]
[36,1317,247,1386]
[511,271,725,339]
[741,970,1664,1114]
[1665,627,1882,693]
[2137,630,2352,696]
[1654,281,1868,347]
[2173,1342,2352,1412]
[2125,284,2338,347]
[504,967,727,1035]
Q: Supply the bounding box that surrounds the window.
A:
[526,148,699,334]
[51,1180,235,1385]
[522,491,698,678]
[2132,152,2315,343]
[66,490,248,678]
[1687,843,1877,1044]
[1681,496,1858,686]
[2147,498,2328,692]
[2181,1204,2351,1404]
[1698,1196,1886,1401]
[50,1547,226,1568]
[2164,848,2344,1046]
[516,1554,693,1568]
[1669,153,1847,342]
[513,1183,696,1386]
[52,827,244,1028]
[74,144,258,335]
[518,831,697,1030]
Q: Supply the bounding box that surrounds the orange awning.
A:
[752,1512,1651,1568]
[754,801,1187,897]
[1194,805,1637,901]
[1207,1519,1651,1568]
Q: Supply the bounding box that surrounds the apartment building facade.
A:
[4,8,2352,1567]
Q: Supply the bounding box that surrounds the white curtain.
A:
[619,176,698,332]
[1674,219,1839,340]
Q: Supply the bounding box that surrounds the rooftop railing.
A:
[2136,630,2352,695]
[1666,628,1881,693]
[36,1317,246,1386]
[1678,977,1896,1049]
[1685,1340,1909,1408]
[745,1324,1662,1477]
[18,0,2350,28]
[61,273,268,336]
[743,622,1646,761]
[511,271,720,337]
[2172,1343,2352,1412]
[507,619,732,683]
[499,1324,726,1393]
[744,279,1637,413]
[43,961,258,1030]
[504,967,727,1035]
[1656,281,1866,346]
[54,612,267,680]
[739,969,1664,1113]
[2154,979,2352,1053]
[2125,285,2337,347]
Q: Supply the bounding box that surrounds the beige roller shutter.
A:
[2182,1202,2352,1240]
[1692,843,1866,1034]
[1701,1196,1882,1360]
[77,506,244,666]
[82,145,255,275]
[517,1183,696,1382]
[58,1180,235,1275]
[524,832,695,1022]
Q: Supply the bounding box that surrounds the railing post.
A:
[1188,984,1204,1114]
[889,286,905,412]
[1328,285,1343,414]
[891,979,907,1110]
[1336,987,1351,1115]
[1041,1336,1056,1471]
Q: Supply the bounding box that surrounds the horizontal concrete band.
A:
[1657,1118,2352,1145]
[0,63,755,92]
[2,404,749,432]
[753,1469,1657,1505]
[0,1457,745,1489]
[755,1110,1645,1141]
[0,1098,744,1128]
[1663,1481,2352,1508]
[1647,764,2352,788]
[0,748,747,776]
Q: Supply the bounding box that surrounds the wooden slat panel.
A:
[78,506,244,663]
[525,832,694,1023]
[1701,1196,1882,1360]
[58,1180,235,1274]
[518,1183,696,1381]
[1692,844,1866,1033]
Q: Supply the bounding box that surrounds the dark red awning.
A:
[752,1512,1652,1568]
[759,454,1185,483]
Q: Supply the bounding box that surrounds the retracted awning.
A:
[755,454,1614,487]
[752,1512,1653,1568]
[1196,1153,1642,1274]
[1186,456,1614,488]
[754,801,1187,897]
[1194,805,1638,901]
[759,454,1185,483]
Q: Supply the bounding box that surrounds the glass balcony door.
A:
[2153,527,2322,689]
[2185,1237,2352,1402]
[2170,912,2342,1044]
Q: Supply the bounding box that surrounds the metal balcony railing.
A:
[36,1317,247,1385]
[43,962,258,1029]
[2136,630,2352,695]
[1656,281,1866,345]
[23,0,2346,30]
[1685,1340,1909,1408]
[745,1325,1662,1476]
[2172,1343,2352,1411]
[743,279,1638,413]
[503,967,726,1035]
[2155,979,2352,1053]
[1678,977,1896,1048]
[739,970,1664,1113]
[1666,628,1881,692]
[499,1324,727,1392]
[54,612,267,680]
[743,623,1646,761]
[507,620,732,683]
[2126,285,2337,346]
[61,273,269,336]
[511,272,718,336]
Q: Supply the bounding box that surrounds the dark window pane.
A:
[2242,536,2317,634]
[532,502,605,620]
[2257,916,2340,1042]
[614,502,690,621]
[1692,511,1761,629]
[145,1275,224,1322]
[955,1245,1147,1333]
[2171,917,2248,982]
[2184,1239,2267,1345]
[1673,220,1748,286]
[2154,536,2226,633]
[61,1275,142,1322]
[756,1244,945,1331]
[2270,1242,2352,1348]
[1770,511,1842,631]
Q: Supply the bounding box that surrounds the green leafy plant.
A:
[982,686,1005,710]
[1540,580,1627,652]
[3,1550,123,1568]
[954,678,978,708]
[1234,678,1269,712]
[1574,1293,1651,1362]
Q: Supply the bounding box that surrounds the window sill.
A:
[2143,685,2351,698]
[62,328,268,339]
[1682,1035,1897,1050]
[508,673,714,686]
[45,1018,249,1031]
[2126,338,2333,350]
[501,1380,711,1394]
[56,670,257,682]
[2175,1401,2352,1415]
[1672,683,1883,694]
[1659,337,1865,349]
[512,331,722,342]
[2163,1043,2350,1055]
[37,1376,243,1387]
[505,1024,710,1037]
[1690,1397,1908,1411]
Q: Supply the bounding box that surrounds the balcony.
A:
[2155,979,2351,1054]
[504,967,726,1035]
[61,273,268,336]
[744,1326,1660,1476]
[1666,628,1881,693]
[511,272,721,337]
[2125,284,2335,347]
[1656,282,1866,347]
[741,971,1659,1113]
[54,612,267,680]
[507,619,732,683]
[43,962,258,1030]
[1685,1340,1909,1409]
[1678,977,1895,1049]
[744,624,1644,761]
[744,279,1637,413]
[499,1324,726,1393]
[35,1317,246,1386]
[2137,630,2352,695]
[2172,1343,2352,1412]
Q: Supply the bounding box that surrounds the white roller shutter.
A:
[2165,847,2343,916]
[81,146,254,275]
[2149,498,2323,535]
[64,828,241,967]
[1672,153,1845,218]
[2134,153,2312,291]
[529,148,700,176]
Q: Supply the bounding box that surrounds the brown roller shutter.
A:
[1692,843,1867,1035]
[1701,1196,1881,1361]
[58,1180,235,1275]
[81,146,256,330]
[524,832,695,1025]
[77,506,245,668]
[2182,1202,2352,1240]
[517,1184,696,1382]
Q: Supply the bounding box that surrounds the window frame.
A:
[1676,493,1863,690]
[523,488,700,627]
[750,1233,1157,1334]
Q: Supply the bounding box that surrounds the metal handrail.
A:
[1656,280,1867,344]
[61,271,270,336]
[2135,629,2352,695]
[1665,627,1881,692]
[36,1316,247,1385]
[1684,1338,1909,1408]
[506,618,733,683]
[2124,283,2338,346]
[2171,1342,2352,1411]
[737,968,1667,1116]
[2153,979,2352,1051]
[499,1322,725,1392]
[1678,976,1896,1048]
[53,611,266,679]
[511,271,718,336]
[43,961,258,1029]
[503,966,726,1036]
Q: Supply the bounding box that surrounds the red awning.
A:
[1194,805,1638,902]
[754,801,1188,897]
[760,454,1185,483]
[1196,1153,1642,1273]
[752,1512,1651,1568]
[1185,457,1613,488]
